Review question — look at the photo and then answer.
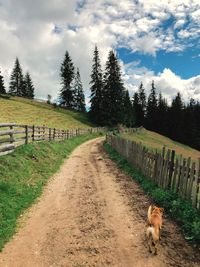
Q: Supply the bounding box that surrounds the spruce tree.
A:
[157,92,169,135]
[132,83,147,127]
[60,51,75,108]
[9,58,24,96]
[132,92,141,126]
[146,80,157,130]
[123,90,135,127]
[137,82,146,126]
[101,50,125,126]
[23,72,35,99]
[0,69,6,94]
[169,92,183,141]
[89,46,104,124]
[74,68,86,112]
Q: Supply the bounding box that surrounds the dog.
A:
[146,205,164,255]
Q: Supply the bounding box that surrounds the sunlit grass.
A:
[0,96,93,129]
[122,128,200,163]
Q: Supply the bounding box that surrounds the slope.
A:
[0,96,93,129]
[122,128,200,163]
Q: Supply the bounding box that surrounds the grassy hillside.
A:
[0,96,93,129]
[122,128,200,163]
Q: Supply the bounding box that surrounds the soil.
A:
[0,138,199,267]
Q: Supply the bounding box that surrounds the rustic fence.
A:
[106,134,200,210]
[0,123,105,156]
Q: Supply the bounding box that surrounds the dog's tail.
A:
[147,205,152,225]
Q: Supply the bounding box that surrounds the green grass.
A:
[122,128,200,164]
[0,133,101,250]
[0,96,93,129]
[104,141,200,246]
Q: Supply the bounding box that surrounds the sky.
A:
[1,0,200,106]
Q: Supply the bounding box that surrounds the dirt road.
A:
[0,138,199,267]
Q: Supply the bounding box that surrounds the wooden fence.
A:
[0,123,105,156]
[106,134,200,210]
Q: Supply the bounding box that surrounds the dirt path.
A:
[0,138,199,267]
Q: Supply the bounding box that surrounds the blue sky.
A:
[0,0,200,104]
[118,47,200,79]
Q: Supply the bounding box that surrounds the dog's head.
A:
[152,205,164,215]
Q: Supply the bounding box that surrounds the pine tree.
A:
[9,58,24,96]
[169,92,184,141]
[74,68,86,112]
[137,82,146,126]
[157,92,169,135]
[89,46,104,124]
[60,51,75,108]
[0,69,6,94]
[101,50,125,126]
[132,92,141,126]
[123,90,135,127]
[23,72,35,99]
[146,80,157,130]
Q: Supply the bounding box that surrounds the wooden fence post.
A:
[9,125,14,143]
[167,150,175,189]
[192,159,200,208]
[49,128,51,141]
[32,125,35,141]
[25,125,28,144]
[43,125,45,140]
[53,128,56,140]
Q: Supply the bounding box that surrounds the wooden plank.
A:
[14,140,26,147]
[171,158,178,191]
[0,129,14,136]
[167,150,175,189]
[0,143,15,152]
[186,162,196,201]
[175,155,182,193]
[14,130,26,135]
[0,149,15,156]
[162,149,171,189]
[0,138,11,144]
[0,123,16,127]
[192,159,200,207]
[182,157,191,197]
[179,158,186,197]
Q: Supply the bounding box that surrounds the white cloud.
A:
[124,66,200,103]
[0,0,200,105]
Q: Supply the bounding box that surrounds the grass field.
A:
[122,128,200,164]
[0,96,93,129]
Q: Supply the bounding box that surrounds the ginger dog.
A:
[146,205,164,255]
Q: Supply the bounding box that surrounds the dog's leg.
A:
[146,228,152,253]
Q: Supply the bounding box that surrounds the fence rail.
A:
[0,123,105,156]
[106,134,200,210]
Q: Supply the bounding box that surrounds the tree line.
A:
[89,46,200,150]
[132,82,200,150]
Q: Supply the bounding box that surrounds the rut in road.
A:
[0,138,199,267]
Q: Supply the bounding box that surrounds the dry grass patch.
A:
[122,128,200,164]
[0,96,93,129]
